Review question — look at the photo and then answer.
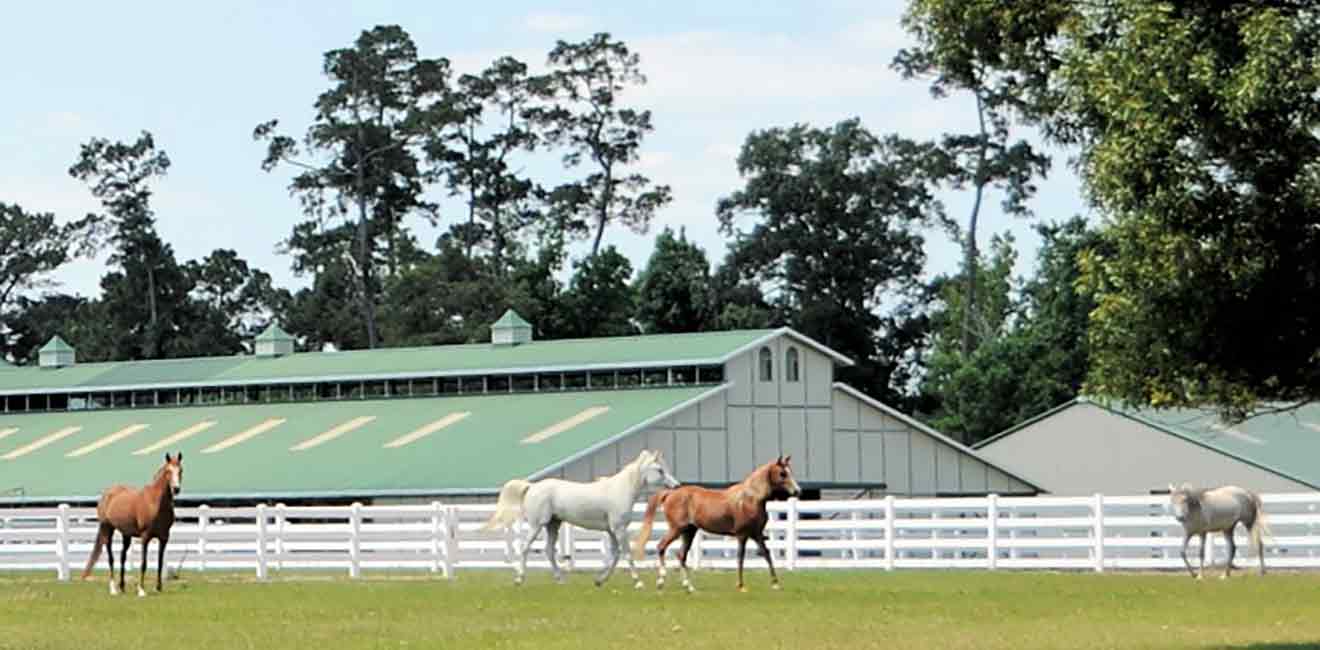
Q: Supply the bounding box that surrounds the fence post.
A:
[430,501,443,575]
[198,505,209,572]
[55,504,70,581]
[850,510,862,561]
[444,505,458,580]
[349,502,362,579]
[884,495,896,571]
[987,494,999,571]
[1093,493,1105,573]
[786,498,799,571]
[275,503,286,572]
[255,504,268,581]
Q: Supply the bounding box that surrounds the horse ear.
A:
[164,452,171,462]
[784,455,792,466]
[177,451,183,462]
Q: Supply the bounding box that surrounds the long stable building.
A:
[0,311,1038,504]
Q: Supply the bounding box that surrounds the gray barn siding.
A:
[977,404,1310,496]
[553,333,1033,496]
[830,388,1035,496]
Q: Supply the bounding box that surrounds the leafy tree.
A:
[1063,3,1320,417]
[256,25,451,348]
[68,131,196,360]
[894,0,1051,356]
[183,249,289,350]
[634,227,712,334]
[0,203,99,317]
[3,294,114,364]
[540,33,672,257]
[717,119,944,402]
[555,247,638,338]
[899,1,1320,418]
[437,56,546,268]
[919,218,1105,443]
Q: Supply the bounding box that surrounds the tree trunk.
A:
[356,169,378,350]
[961,91,989,359]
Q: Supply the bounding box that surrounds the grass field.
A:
[3,570,1319,650]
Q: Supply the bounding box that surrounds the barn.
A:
[974,397,1320,496]
[0,310,1038,505]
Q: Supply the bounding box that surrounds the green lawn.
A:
[2,570,1318,649]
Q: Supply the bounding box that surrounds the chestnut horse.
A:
[632,456,801,592]
[81,452,183,596]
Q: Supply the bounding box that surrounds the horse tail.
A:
[1251,492,1273,548]
[482,479,532,531]
[632,490,670,562]
[81,522,112,580]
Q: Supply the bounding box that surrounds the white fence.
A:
[4,493,1320,581]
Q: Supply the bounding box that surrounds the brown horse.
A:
[632,456,801,593]
[81,452,183,596]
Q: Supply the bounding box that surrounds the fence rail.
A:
[4,492,1319,580]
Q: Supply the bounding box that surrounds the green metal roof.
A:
[0,385,724,502]
[39,336,74,353]
[978,397,1320,490]
[0,329,798,395]
[491,309,532,329]
[255,324,293,342]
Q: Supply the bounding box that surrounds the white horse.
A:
[484,449,680,588]
[1168,483,1271,579]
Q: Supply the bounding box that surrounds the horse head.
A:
[768,455,801,498]
[161,452,184,496]
[1168,482,1198,521]
[637,449,680,489]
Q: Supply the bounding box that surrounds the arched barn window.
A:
[785,347,801,383]
[758,346,774,382]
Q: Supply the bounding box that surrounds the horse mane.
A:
[726,462,772,505]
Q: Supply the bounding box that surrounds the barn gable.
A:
[974,399,1316,495]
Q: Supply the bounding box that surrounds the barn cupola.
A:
[38,335,76,368]
[254,323,295,358]
[491,309,533,347]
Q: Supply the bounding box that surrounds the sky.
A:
[0,0,1089,302]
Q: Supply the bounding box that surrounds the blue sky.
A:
[0,0,1087,300]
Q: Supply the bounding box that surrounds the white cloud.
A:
[522,12,593,34]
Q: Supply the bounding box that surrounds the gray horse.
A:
[1168,483,1271,579]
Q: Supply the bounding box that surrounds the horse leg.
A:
[654,527,683,590]
[616,522,643,590]
[544,520,566,584]
[117,533,131,595]
[594,528,622,587]
[754,534,782,590]
[1197,532,1207,580]
[156,535,169,591]
[137,536,151,597]
[735,536,748,592]
[677,527,697,594]
[105,529,118,595]
[514,524,543,586]
[1222,529,1236,580]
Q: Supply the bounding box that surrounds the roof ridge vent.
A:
[491,309,533,347]
[39,335,76,368]
[255,323,295,358]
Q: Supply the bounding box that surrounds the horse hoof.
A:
[137,587,146,598]
[737,586,748,593]
[593,579,604,588]
[771,582,782,591]
[109,583,118,596]
[633,581,644,590]
[685,585,695,594]
[1219,575,1228,581]
[513,576,524,586]
[1196,575,1203,581]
